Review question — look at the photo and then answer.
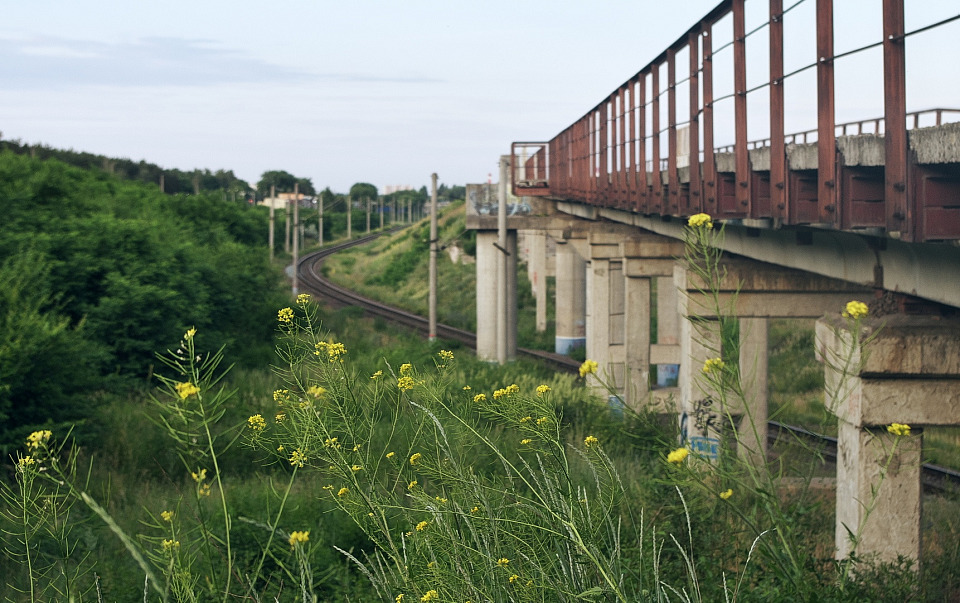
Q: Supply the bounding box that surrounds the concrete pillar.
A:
[555,238,587,355]
[476,231,499,361]
[526,230,548,333]
[738,317,768,467]
[624,273,652,408]
[676,265,725,460]
[475,230,517,363]
[816,314,960,565]
[657,275,680,345]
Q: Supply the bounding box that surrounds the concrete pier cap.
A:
[815,312,960,566]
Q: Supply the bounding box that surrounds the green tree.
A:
[348,182,378,204]
[257,170,314,196]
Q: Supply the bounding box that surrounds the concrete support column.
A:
[677,295,724,459]
[475,231,499,361]
[555,239,587,355]
[526,230,548,333]
[657,275,680,345]
[624,272,651,408]
[475,230,517,363]
[738,317,769,467]
[816,314,960,565]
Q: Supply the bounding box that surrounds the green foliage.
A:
[348,182,378,202]
[0,150,287,443]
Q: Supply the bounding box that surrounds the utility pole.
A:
[429,174,438,342]
[318,193,324,247]
[366,197,371,233]
[497,157,508,364]
[347,196,352,239]
[269,184,275,261]
[285,192,291,254]
[292,183,299,296]
[379,196,384,229]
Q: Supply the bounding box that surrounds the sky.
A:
[1,1,958,194]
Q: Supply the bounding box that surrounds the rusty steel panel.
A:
[790,171,820,224]
[816,0,837,225]
[915,165,960,241]
[733,0,750,214]
[752,171,772,217]
[687,30,702,216]
[770,0,787,221]
[883,0,909,239]
[840,167,885,228]
[716,173,740,217]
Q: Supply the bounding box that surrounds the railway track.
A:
[296,230,960,495]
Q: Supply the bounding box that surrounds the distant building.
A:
[259,192,312,210]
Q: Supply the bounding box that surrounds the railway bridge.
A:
[467,0,960,568]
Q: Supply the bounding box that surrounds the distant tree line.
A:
[0,135,252,198]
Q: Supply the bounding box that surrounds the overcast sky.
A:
[1,1,957,193]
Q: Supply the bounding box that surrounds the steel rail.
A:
[295,230,582,374]
[295,231,959,495]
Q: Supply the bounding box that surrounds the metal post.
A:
[497,157,508,364]
[816,0,836,224]
[292,182,299,296]
[379,197,384,229]
[318,192,324,247]
[269,184,275,261]
[285,193,291,254]
[366,197,371,233]
[429,174,438,342]
[347,196,352,239]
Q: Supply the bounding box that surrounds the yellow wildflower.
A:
[843,300,869,319]
[337,487,349,497]
[351,465,363,472]
[520,439,532,445]
[175,382,200,399]
[473,393,487,403]
[471,506,480,513]
[247,414,266,431]
[191,468,207,483]
[306,385,326,398]
[273,389,289,403]
[579,359,598,378]
[462,385,472,391]
[536,384,551,396]
[289,449,306,468]
[887,423,911,437]
[667,447,690,464]
[506,384,519,394]
[409,453,422,466]
[397,376,415,391]
[536,417,549,426]
[324,437,340,449]
[584,435,599,448]
[275,412,286,422]
[435,497,447,503]
[492,388,507,400]
[702,358,725,374]
[497,557,509,567]
[315,341,347,362]
[520,416,532,423]
[162,539,180,553]
[199,483,211,497]
[400,363,413,375]
[371,370,383,379]
[184,327,196,339]
[421,591,438,603]
[296,293,311,305]
[509,574,519,583]
[278,307,294,324]
[396,595,405,603]
[427,561,437,569]
[386,451,396,459]
[17,456,35,470]
[25,430,52,450]
[687,212,713,229]
[408,480,418,489]
[161,510,174,522]
[719,489,733,500]
[416,521,429,532]
[438,350,454,361]
[288,530,310,547]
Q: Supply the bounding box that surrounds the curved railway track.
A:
[296,230,960,495]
